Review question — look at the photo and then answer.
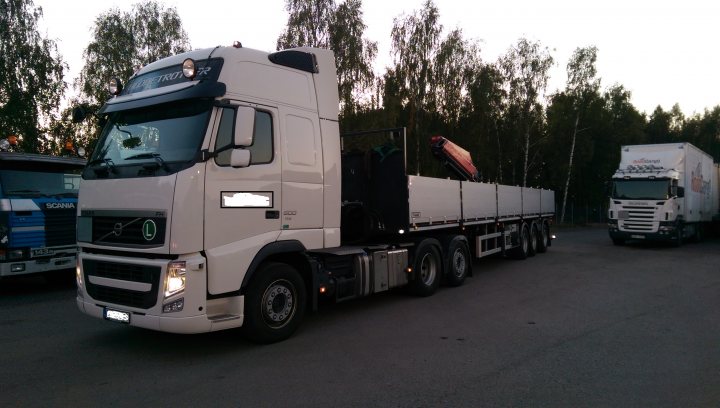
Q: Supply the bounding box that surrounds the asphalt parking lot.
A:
[1,226,719,407]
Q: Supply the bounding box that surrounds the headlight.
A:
[75,262,84,289]
[9,249,24,259]
[164,261,186,298]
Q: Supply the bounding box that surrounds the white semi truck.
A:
[74,44,555,343]
[608,143,719,245]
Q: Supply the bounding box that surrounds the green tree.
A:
[277,0,335,49]
[498,38,554,186]
[433,28,479,137]
[390,0,441,175]
[558,46,600,223]
[464,63,506,182]
[278,0,377,117]
[330,0,377,115]
[74,0,189,149]
[0,0,66,152]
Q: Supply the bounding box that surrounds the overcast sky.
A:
[34,0,720,116]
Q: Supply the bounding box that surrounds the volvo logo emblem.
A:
[113,222,123,236]
[142,219,157,241]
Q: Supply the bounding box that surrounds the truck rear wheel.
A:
[444,238,470,287]
[409,240,441,296]
[243,262,306,344]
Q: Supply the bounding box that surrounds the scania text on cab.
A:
[75,44,555,343]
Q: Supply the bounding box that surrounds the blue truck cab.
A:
[0,153,85,278]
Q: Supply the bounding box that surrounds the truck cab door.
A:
[204,105,281,295]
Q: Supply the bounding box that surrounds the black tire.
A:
[612,238,625,246]
[243,262,306,344]
[693,224,703,243]
[409,240,442,296]
[511,223,530,260]
[673,225,683,247]
[444,238,470,287]
[528,222,538,257]
[537,221,549,253]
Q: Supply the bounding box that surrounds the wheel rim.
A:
[419,253,438,285]
[452,248,466,278]
[261,279,296,329]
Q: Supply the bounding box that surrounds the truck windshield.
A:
[612,179,670,200]
[0,169,81,197]
[89,100,212,172]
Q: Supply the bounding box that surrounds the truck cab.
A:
[608,165,682,245]
[76,45,341,337]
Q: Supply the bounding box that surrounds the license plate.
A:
[31,248,54,257]
[104,308,131,324]
[631,234,645,239]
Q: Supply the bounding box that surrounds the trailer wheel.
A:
[512,223,530,260]
[537,222,550,253]
[444,239,470,287]
[528,223,538,256]
[409,240,441,296]
[242,262,306,344]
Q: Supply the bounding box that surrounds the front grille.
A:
[9,208,76,247]
[84,259,160,309]
[91,216,166,247]
[45,209,77,246]
[619,205,658,232]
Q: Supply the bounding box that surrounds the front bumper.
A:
[0,255,76,277]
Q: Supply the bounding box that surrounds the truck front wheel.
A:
[243,262,307,344]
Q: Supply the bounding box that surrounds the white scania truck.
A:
[75,44,555,343]
[608,143,719,245]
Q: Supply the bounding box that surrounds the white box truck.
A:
[608,143,720,245]
[74,45,555,343]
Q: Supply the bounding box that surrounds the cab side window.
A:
[214,108,273,166]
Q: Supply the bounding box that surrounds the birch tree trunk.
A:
[560,114,580,223]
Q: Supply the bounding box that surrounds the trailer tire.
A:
[528,222,538,256]
[444,239,470,287]
[512,223,530,260]
[242,262,306,344]
[537,221,550,253]
[409,240,442,296]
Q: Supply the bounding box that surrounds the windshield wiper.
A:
[7,189,41,196]
[87,157,117,176]
[125,153,170,172]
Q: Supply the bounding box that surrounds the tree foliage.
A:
[278,0,377,115]
[0,0,66,152]
[71,0,189,152]
[498,38,554,186]
[77,1,190,108]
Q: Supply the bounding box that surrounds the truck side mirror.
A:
[676,186,684,198]
[231,149,251,168]
[234,106,255,147]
